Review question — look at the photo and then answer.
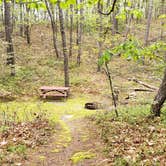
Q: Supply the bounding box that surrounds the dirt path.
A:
[24,116,108,166]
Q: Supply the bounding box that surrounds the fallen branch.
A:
[128,78,158,91]
[133,88,156,92]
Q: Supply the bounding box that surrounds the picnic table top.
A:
[40,86,70,91]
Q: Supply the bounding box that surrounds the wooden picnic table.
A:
[40,86,70,99]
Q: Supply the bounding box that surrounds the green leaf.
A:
[60,2,69,9]
[116,11,126,21]
[67,0,76,5]
[131,9,143,19]
[50,0,57,4]
[98,50,113,66]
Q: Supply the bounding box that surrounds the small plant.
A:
[98,50,118,117]
[0,125,9,133]
[7,144,27,154]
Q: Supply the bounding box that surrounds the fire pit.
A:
[84,102,98,110]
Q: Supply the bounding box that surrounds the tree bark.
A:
[24,5,31,44]
[145,0,153,46]
[4,0,15,76]
[58,0,69,87]
[65,9,69,28]
[77,0,83,66]
[0,4,4,24]
[97,7,103,72]
[160,0,165,40]
[76,0,79,45]
[69,4,73,57]
[19,3,24,37]
[151,69,166,116]
[105,63,118,117]
[112,11,118,35]
[11,0,15,33]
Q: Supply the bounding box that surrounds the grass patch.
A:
[0,97,96,123]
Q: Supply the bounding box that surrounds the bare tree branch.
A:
[97,0,117,15]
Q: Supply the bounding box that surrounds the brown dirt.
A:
[24,118,109,166]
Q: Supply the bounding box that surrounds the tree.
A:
[4,0,15,76]
[151,68,166,116]
[19,3,24,37]
[97,6,103,72]
[58,0,69,87]
[144,0,153,46]
[24,4,31,44]
[69,4,73,57]
[76,0,84,66]
[159,0,165,40]
[111,9,118,35]
[99,50,118,117]
[96,0,118,71]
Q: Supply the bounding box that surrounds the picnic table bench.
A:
[40,86,70,99]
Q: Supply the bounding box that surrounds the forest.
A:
[0,0,166,165]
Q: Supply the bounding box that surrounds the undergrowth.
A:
[0,97,96,164]
[91,105,166,165]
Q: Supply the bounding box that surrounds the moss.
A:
[71,151,96,164]
[38,155,46,160]
[51,149,60,153]
[0,97,96,123]
[0,97,97,155]
[80,135,89,142]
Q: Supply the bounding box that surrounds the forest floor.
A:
[24,117,106,166]
[0,23,166,165]
[0,99,109,166]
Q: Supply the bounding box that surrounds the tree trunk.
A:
[69,4,73,57]
[19,3,24,37]
[11,0,15,33]
[105,63,118,117]
[4,0,15,76]
[112,11,118,35]
[160,0,165,40]
[65,9,69,28]
[58,0,69,87]
[44,0,59,58]
[25,5,31,44]
[77,0,83,66]
[145,0,148,19]
[76,0,79,45]
[151,69,166,116]
[145,0,153,46]
[1,4,4,24]
[97,8,103,72]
